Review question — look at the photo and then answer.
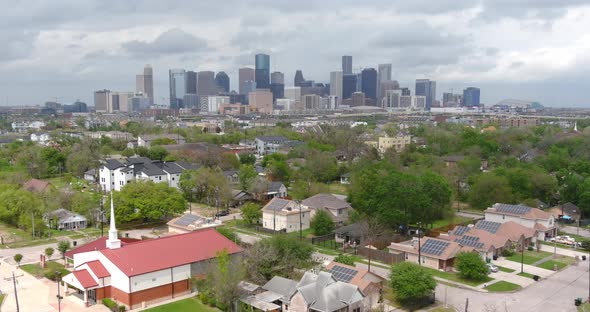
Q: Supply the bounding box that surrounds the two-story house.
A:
[255,136,288,155]
[301,193,352,226]
[262,198,310,233]
[484,203,556,240]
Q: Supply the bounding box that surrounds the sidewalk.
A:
[492,258,554,278]
[539,244,588,258]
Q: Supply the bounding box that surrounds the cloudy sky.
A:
[2,0,590,107]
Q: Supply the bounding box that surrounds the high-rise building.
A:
[377,64,392,101]
[276,98,295,111]
[294,70,306,87]
[342,56,352,75]
[401,87,411,96]
[271,71,284,84]
[255,54,270,89]
[111,92,133,112]
[185,71,197,94]
[330,71,343,107]
[284,87,302,102]
[342,74,357,99]
[197,71,217,96]
[215,72,230,93]
[379,80,399,106]
[182,94,199,109]
[243,80,257,96]
[384,89,402,109]
[351,92,365,107]
[269,83,284,101]
[205,96,230,113]
[136,65,154,105]
[302,94,321,110]
[415,79,436,111]
[169,69,186,109]
[248,89,273,114]
[361,68,377,100]
[238,67,255,95]
[130,93,151,112]
[462,87,480,107]
[94,89,111,113]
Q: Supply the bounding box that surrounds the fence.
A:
[357,247,404,265]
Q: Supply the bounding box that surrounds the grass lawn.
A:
[429,307,457,312]
[430,216,471,230]
[497,266,515,273]
[21,260,69,279]
[325,183,349,195]
[423,267,493,287]
[505,250,553,265]
[142,297,220,312]
[540,240,590,253]
[0,293,6,306]
[517,272,536,279]
[537,260,568,270]
[485,281,521,292]
[579,302,590,312]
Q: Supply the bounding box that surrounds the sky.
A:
[2,0,590,107]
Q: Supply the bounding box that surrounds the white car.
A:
[486,263,499,273]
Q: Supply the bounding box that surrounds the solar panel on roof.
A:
[329,265,358,283]
[455,235,484,248]
[420,239,450,256]
[495,204,531,215]
[475,221,501,234]
[454,226,469,236]
[174,214,201,226]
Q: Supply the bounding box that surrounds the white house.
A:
[99,157,198,192]
[262,198,310,233]
[30,132,52,145]
[255,136,289,155]
[61,196,242,309]
[12,121,45,133]
[484,203,556,241]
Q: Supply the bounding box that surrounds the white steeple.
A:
[574,121,578,132]
[106,192,121,249]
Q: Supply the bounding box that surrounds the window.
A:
[338,209,343,215]
[159,176,162,181]
[285,304,288,310]
[502,215,505,220]
[172,177,175,181]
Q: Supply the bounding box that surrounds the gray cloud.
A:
[0,31,38,61]
[372,23,468,48]
[122,28,209,58]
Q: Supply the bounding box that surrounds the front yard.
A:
[484,281,521,292]
[422,267,493,287]
[21,260,70,280]
[505,250,553,265]
[142,297,220,312]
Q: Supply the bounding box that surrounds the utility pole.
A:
[56,271,63,312]
[418,222,422,266]
[32,212,35,239]
[4,272,24,312]
[100,197,105,237]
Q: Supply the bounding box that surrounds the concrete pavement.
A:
[560,225,590,238]
[540,243,589,258]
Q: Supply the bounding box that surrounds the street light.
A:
[296,200,302,241]
[56,271,63,312]
[520,243,524,274]
[417,222,422,266]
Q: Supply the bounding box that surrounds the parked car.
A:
[215,210,230,217]
[486,263,499,273]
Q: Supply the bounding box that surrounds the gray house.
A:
[255,136,289,155]
[44,208,87,230]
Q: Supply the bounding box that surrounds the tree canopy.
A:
[389,262,436,306]
[455,252,489,281]
[114,180,186,223]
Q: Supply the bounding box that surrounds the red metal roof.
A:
[65,237,141,259]
[100,228,243,277]
[72,269,98,289]
[84,260,110,278]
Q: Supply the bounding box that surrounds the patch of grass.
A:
[517,272,536,279]
[485,281,521,292]
[497,266,515,273]
[422,267,493,287]
[578,302,590,312]
[431,216,471,230]
[540,240,590,253]
[142,297,220,312]
[430,307,457,312]
[0,293,6,307]
[506,250,552,265]
[326,183,348,195]
[537,260,567,270]
[21,261,69,279]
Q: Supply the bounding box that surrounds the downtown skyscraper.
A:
[169,69,186,109]
[361,68,377,100]
[136,65,154,105]
[342,56,352,75]
[330,71,343,107]
[415,79,436,110]
[255,54,270,89]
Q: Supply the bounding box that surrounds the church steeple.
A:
[106,192,121,249]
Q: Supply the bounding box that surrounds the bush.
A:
[333,254,355,266]
[527,246,533,251]
[456,252,489,281]
[389,262,436,307]
[118,306,126,312]
[502,249,515,257]
[310,209,335,236]
[102,298,117,310]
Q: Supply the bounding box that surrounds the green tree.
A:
[0,188,44,229]
[14,253,23,267]
[244,235,314,284]
[303,151,339,183]
[310,209,335,235]
[290,180,330,200]
[240,202,262,225]
[389,262,436,307]
[147,146,169,161]
[239,153,256,165]
[57,240,71,262]
[456,252,489,281]
[150,137,176,146]
[238,165,258,191]
[333,254,355,266]
[468,173,514,210]
[45,247,55,260]
[115,181,186,223]
[205,249,246,311]
[121,148,136,157]
[179,168,232,208]
[216,227,241,244]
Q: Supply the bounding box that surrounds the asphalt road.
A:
[560,225,590,239]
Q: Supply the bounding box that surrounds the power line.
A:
[4,271,24,312]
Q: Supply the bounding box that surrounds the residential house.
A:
[340,173,351,184]
[260,181,287,200]
[30,132,52,145]
[301,193,352,225]
[61,199,242,309]
[23,178,51,193]
[246,271,365,312]
[376,134,412,154]
[335,222,364,245]
[44,208,88,230]
[255,136,289,155]
[137,134,185,148]
[223,170,240,184]
[262,198,310,233]
[388,236,474,271]
[442,155,465,167]
[484,203,557,240]
[326,262,384,309]
[99,157,198,192]
[12,120,45,133]
[548,202,581,223]
[167,214,220,234]
[84,169,97,182]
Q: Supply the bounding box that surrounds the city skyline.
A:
[1,1,590,107]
